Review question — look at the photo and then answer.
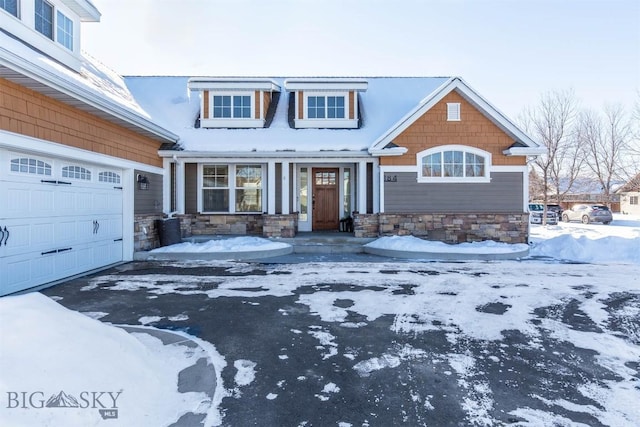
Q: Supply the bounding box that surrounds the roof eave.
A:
[503,147,547,156]
[0,49,178,143]
[368,147,409,157]
[159,150,372,159]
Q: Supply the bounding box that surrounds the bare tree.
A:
[520,90,579,223]
[577,104,631,205]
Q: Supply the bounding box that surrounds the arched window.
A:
[10,157,52,176]
[417,145,491,183]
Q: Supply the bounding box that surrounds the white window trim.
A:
[56,9,73,51]
[416,145,491,183]
[295,91,358,129]
[201,91,263,128]
[447,102,461,121]
[198,164,266,214]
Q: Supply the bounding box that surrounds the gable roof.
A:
[368,77,544,156]
[124,76,451,156]
[617,172,640,193]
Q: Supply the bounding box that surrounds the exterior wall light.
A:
[137,174,149,190]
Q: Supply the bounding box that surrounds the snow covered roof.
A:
[0,31,178,143]
[124,76,452,155]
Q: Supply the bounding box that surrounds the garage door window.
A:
[62,166,91,180]
[10,157,52,175]
[99,171,121,184]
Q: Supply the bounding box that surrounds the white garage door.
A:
[0,152,124,296]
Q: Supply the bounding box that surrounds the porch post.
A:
[358,160,367,214]
[372,159,380,213]
[281,161,290,214]
[267,160,276,214]
[162,157,171,213]
[175,158,185,214]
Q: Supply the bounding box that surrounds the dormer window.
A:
[188,78,280,129]
[213,95,251,118]
[308,95,345,119]
[285,79,367,129]
[56,10,73,50]
[35,0,54,39]
[1,0,18,17]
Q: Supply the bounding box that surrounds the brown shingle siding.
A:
[0,78,162,167]
[380,91,525,167]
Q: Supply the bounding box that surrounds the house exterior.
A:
[618,173,640,215]
[0,0,177,296]
[124,76,544,243]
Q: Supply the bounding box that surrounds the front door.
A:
[312,168,339,230]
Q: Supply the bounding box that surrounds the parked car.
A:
[562,204,612,224]
[546,204,563,219]
[528,203,558,225]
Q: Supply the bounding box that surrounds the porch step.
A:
[278,233,375,254]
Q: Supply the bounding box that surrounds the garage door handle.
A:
[0,227,4,245]
[58,247,72,253]
[2,227,7,246]
[41,249,57,255]
[41,179,57,184]
[96,221,100,234]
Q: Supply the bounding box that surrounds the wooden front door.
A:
[312,168,340,230]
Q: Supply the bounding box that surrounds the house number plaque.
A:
[384,175,397,182]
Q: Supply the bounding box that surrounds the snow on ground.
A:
[529,214,640,264]
[2,214,638,426]
[150,236,290,253]
[0,293,222,427]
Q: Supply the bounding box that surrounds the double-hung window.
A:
[202,165,230,212]
[212,95,251,118]
[56,10,73,50]
[35,0,53,39]
[202,165,263,213]
[1,0,18,17]
[307,95,345,119]
[417,146,490,183]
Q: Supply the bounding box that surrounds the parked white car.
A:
[529,203,558,225]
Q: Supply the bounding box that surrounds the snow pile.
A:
[365,235,528,254]
[150,236,290,253]
[0,293,217,426]
[529,214,640,265]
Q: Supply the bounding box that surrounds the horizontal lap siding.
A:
[0,78,162,167]
[384,172,523,213]
[134,171,163,214]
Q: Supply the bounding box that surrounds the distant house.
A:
[617,173,640,215]
[0,0,177,295]
[124,76,544,243]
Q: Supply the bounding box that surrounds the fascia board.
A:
[369,77,456,151]
[60,0,101,21]
[368,147,408,157]
[503,147,547,156]
[159,150,373,159]
[453,78,540,149]
[284,80,368,92]
[0,49,178,143]
[370,77,542,151]
[187,79,280,91]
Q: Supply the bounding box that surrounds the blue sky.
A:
[81,0,639,118]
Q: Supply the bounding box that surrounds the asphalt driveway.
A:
[42,258,640,426]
